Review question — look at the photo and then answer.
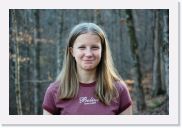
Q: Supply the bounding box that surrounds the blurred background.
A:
[9,9,169,115]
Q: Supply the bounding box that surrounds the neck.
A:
[77,69,96,83]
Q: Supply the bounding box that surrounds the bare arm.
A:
[43,109,53,115]
[119,105,132,115]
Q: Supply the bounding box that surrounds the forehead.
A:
[74,33,101,45]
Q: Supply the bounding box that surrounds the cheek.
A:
[97,52,101,58]
[73,51,83,60]
[73,49,80,57]
[99,55,102,62]
[96,51,102,61]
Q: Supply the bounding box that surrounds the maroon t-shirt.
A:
[42,81,132,115]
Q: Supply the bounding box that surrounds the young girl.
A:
[42,23,132,115]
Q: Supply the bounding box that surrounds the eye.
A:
[78,46,85,49]
[92,46,100,50]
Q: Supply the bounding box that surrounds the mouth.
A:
[83,60,93,64]
[84,60,93,61]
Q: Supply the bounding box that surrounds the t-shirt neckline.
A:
[79,81,96,87]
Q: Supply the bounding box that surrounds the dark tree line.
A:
[9,9,169,115]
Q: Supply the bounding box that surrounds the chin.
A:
[83,66,96,71]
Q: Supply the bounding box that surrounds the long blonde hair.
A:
[57,23,122,105]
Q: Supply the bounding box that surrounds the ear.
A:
[69,47,74,57]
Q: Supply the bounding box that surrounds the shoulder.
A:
[43,81,60,114]
[46,81,60,95]
[114,80,132,113]
[114,80,128,92]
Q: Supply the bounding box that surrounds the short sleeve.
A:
[117,81,132,113]
[42,82,59,114]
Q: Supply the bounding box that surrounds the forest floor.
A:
[138,95,168,115]
[125,72,169,115]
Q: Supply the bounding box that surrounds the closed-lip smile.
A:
[83,59,94,61]
[83,60,94,63]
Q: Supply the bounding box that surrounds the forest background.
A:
[9,9,169,115]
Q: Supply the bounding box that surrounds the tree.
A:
[152,10,168,96]
[56,10,64,76]
[160,10,169,97]
[11,10,23,115]
[160,10,169,113]
[125,9,146,111]
[32,10,41,114]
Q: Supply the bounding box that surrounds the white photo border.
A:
[0,0,179,125]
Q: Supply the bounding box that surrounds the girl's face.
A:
[70,33,102,72]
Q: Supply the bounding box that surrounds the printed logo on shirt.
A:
[79,97,99,105]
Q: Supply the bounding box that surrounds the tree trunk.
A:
[94,9,101,24]
[152,10,164,96]
[160,10,169,97]
[125,9,146,111]
[12,10,23,115]
[33,10,41,114]
[57,10,64,75]
[160,10,169,113]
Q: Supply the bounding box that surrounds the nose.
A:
[85,48,93,57]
